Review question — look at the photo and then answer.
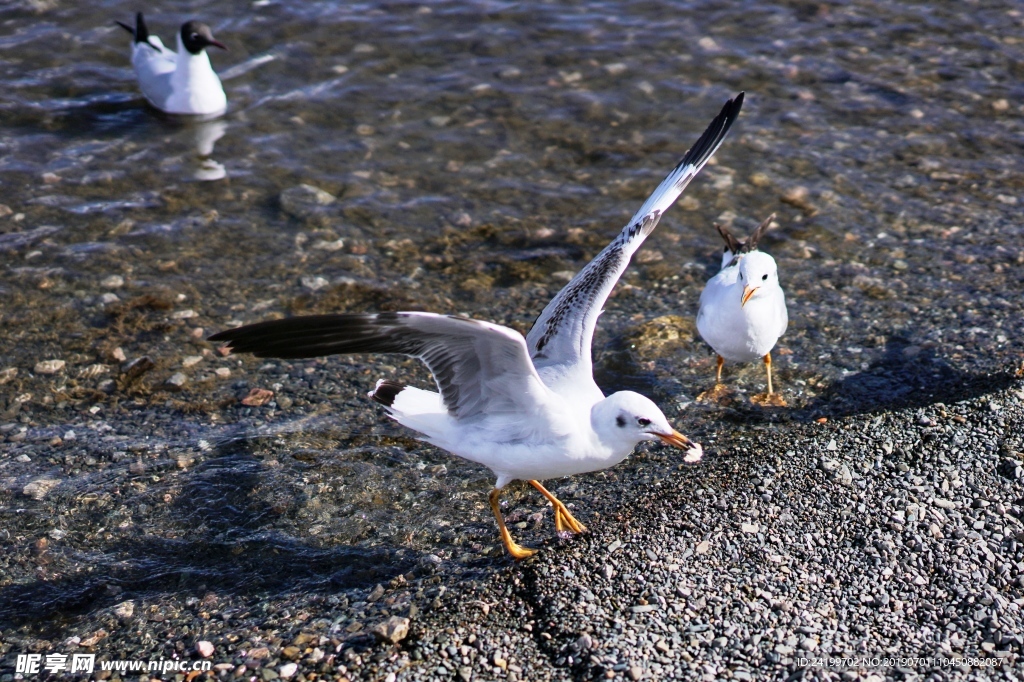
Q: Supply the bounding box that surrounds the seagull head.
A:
[737,251,780,307]
[594,391,699,456]
[180,20,227,54]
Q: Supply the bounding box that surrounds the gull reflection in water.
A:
[186,119,227,181]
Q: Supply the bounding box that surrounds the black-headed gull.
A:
[210,93,744,559]
[696,214,788,405]
[116,12,227,117]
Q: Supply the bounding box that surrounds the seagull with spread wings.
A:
[210,93,744,559]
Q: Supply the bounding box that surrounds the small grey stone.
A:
[301,275,330,291]
[280,184,336,219]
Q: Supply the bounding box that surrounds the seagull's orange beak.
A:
[656,430,704,463]
[656,429,694,449]
[741,284,758,307]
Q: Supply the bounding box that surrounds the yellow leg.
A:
[751,352,787,406]
[698,355,729,403]
[489,488,537,560]
[529,480,587,534]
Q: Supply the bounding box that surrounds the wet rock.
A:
[122,356,155,381]
[371,616,410,644]
[34,359,65,375]
[624,315,696,358]
[0,224,61,252]
[165,373,188,390]
[278,663,297,679]
[101,275,124,288]
[280,184,336,220]
[300,275,330,291]
[241,388,274,406]
[0,367,17,384]
[80,630,107,647]
[780,186,818,215]
[114,601,135,619]
[23,478,59,500]
[78,364,109,379]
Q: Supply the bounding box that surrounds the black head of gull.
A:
[180,20,227,54]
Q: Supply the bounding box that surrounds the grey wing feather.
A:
[526,93,745,371]
[209,312,547,421]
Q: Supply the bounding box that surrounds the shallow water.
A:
[1,0,1022,627]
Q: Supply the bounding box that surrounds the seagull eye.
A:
[191,33,199,40]
[762,274,768,280]
[637,417,651,427]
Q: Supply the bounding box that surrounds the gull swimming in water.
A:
[210,93,744,559]
[696,213,788,405]
[116,12,227,117]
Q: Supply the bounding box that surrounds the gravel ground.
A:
[2,374,1022,681]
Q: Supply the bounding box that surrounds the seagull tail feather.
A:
[369,379,406,408]
[134,12,150,44]
[116,12,150,44]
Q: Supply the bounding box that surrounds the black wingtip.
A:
[671,92,745,177]
[370,380,405,407]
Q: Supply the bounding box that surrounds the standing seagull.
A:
[696,214,788,406]
[116,12,227,117]
[210,93,744,560]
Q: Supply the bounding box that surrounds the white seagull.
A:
[116,12,228,117]
[209,93,744,559]
[696,214,788,405]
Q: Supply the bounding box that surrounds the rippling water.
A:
[1,0,1022,625]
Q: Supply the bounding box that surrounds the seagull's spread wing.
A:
[209,312,548,422]
[525,93,744,373]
